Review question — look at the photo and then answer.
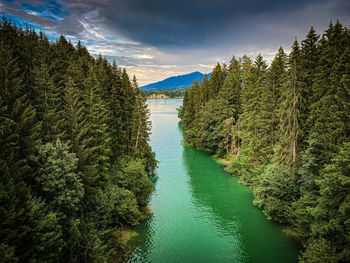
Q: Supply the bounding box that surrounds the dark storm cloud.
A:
[59,0,336,47]
[1,0,349,85]
[2,0,349,48]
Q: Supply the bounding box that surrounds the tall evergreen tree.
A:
[300,27,320,127]
[265,47,288,149]
[278,40,303,167]
[34,58,65,142]
[64,77,88,167]
[0,40,40,183]
[216,56,242,155]
[238,55,268,163]
[308,21,350,162]
[82,66,111,195]
[207,63,225,100]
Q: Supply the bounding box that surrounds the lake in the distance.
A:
[127,98,299,263]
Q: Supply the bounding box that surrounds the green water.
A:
[128,99,299,263]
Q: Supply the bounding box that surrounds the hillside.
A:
[140,71,210,90]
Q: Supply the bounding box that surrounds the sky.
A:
[1,0,349,86]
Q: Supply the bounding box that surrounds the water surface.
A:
[128,99,298,263]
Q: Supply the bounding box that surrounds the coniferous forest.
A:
[0,19,157,262]
[179,21,350,263]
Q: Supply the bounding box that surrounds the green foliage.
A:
[253,164,299,223]
[308,21,350,162]
[30,140,84,219]
[102,184,141,225]
[226,150,256,185]
[197,99,226,154]
[309,143,350,261]
[299,238,336,263]
[111,157,153,207]
[298,133,323,196]
[277,40,303,167]
[179,20,350,262]
[292,195,317,242]
[0,19,155,262]
[34,57,65,142]
[0,243,18,263]
[0,161,26,260]
[27,194,63,262]
[207,63,225,100]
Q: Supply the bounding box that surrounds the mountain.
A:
[140,71,210,91]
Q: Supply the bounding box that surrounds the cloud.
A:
[198,64,216,69]
[137,54,154,59]
[1,0,349,86]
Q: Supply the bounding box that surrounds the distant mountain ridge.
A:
[140,71,210,91]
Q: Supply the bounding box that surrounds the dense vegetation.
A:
[143,89,185,98]
[179,21,350,263]
[0,19,157,262]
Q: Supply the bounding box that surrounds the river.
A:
[127,99,299,263]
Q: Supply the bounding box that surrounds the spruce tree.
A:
[278,40,303,167]
[82,66,111,195]
[64,77,88,167]
[310,143,350,262]
[308,22,350,162]
[207,63,225,100]
[300,27,320,131]
[107,60,124,161]
[265,47,287,149]
[0,40,40,183]
[199,74,209,103]
[131,76,151,157]
[238,55,268,163]
[216,56,242,155]
[34,58,65,142]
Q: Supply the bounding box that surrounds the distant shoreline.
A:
[146,97,183,99]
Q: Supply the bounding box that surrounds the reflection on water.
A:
[127,99,298,263]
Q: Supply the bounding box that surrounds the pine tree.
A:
[27,194,63,263]
[216,56,242,155]
[34,58,65,142]
[310,143,350,262]
[0,160,27,261]
[300,27,320,130]
[265,47,287,149]
[119,69,136,154]
[308,22,350,162]
[0,40,40,183]
[278,40,303,167]
[82,66,111,195]
[199,74,209,104]
[207,63,225,100]
[107,60,124,161]
[131,76,151,156]
[238,55,268,163]
[64,77,87,167]
[251,54,274,162]
[48,35,75,120]
[182,81,200,145]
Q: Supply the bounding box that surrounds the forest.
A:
[179,21,350,263]
[0,19,157,262]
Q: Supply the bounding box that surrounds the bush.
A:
[300,238,336,263]
[111,158,153,207]
[253,164,298,223]
[226,150,257,186]
[102,184,141,226]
